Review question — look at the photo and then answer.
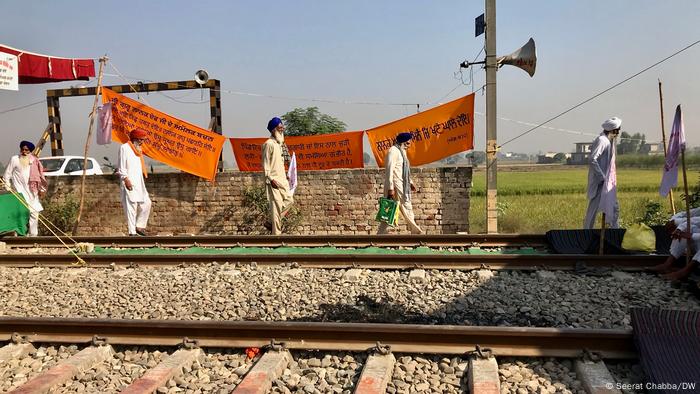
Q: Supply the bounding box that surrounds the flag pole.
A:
[74,56,107,235]
[658,80,676,214]
[680,130,692,264]
[599,213,606,255]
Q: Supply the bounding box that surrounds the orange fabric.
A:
[102,88,226,181]
[127,140,148,179]
[230,130,365,171]
[366,94,475,167]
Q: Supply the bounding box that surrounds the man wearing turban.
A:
[584,117,621,229]
[117,128,151,236]
[378,132,424,234]
[3,140,47,236]
[262,117,294,234]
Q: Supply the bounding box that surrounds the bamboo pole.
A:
[658,80,676,213]
[599,213,606,255]
[680,136,692,264]
[73,56,107,235]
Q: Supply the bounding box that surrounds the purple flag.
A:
[96,102,113,145]
[660,105,685,196]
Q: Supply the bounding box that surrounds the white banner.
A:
[0,52,18,91]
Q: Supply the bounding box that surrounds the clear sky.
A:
[0,0,698,166]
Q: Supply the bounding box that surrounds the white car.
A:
[39,156,104,176]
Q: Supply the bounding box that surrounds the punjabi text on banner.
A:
[102,88,226,181]
[230,130,364,172]
[366,93,475,167]
[0,52,18,91]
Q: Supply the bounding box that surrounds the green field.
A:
[468,168,697,233]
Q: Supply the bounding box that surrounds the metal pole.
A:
[485,0,498,233]
[658,80,676,214]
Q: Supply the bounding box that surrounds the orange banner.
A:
[102,88,226,181]
[230,131,365,171]
[366,94,474,167]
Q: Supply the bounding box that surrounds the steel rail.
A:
[0,234,547,248]
[0,317,636,358]
[0,252,665,269]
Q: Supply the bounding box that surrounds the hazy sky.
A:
[1,0,698,166]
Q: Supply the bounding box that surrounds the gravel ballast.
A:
[0,264,697,327]
[498,358,585,394]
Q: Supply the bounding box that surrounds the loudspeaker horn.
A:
[194,69,209,85]
[497,38,536,77]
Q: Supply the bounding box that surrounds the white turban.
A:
[602,117,622,131]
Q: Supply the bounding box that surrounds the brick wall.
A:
[45,167,472,235]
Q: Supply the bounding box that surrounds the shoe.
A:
[136,228,148,236]
[263,221,272,231]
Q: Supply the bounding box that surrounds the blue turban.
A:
[396,132,413,144]
[19,140,35,151]
[267,117,282,132]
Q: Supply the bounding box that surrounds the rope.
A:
[0,177,85,265]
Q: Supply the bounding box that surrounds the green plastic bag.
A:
[376,197,400,227]
[622,223,656,252]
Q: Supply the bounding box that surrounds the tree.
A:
[363,152,373,165]
[466,151,486,167]
[617,132,646,155]
[281,107,346,136]
[441,153,460,165]
[553,152,567,163]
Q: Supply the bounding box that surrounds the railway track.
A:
[0,234,548,248]
[0,252,665,269]
[0,317,636,393]
[0,317,635,358]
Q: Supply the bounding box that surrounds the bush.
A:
[636,200,668,227]
[616,154,700,169]
[241,186,303,234]
[39,195,79,236]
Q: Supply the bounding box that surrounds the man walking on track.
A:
[378,132,423,235]
[118,128,151,236]
[262,117,294,235]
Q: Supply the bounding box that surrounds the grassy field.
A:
[468,168,696,233]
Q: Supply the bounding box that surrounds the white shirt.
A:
[117,143,148,203]
[3,155,43,212]
[587,133,613,199]
[384,145,406,193]
[262,138,291,193]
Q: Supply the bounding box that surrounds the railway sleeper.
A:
[0,340,638,394]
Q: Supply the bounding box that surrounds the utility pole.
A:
[485,0,498,233]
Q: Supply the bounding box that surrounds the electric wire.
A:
[498,39,700,148]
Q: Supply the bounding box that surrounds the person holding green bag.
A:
[377,132,423,235]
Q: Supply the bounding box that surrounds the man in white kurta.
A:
[3,141,45,236]
[584,117,621,229]
[118,129,151,236]
[651,208,700,278]
[378,132,423,235]
[262,117,294,235]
